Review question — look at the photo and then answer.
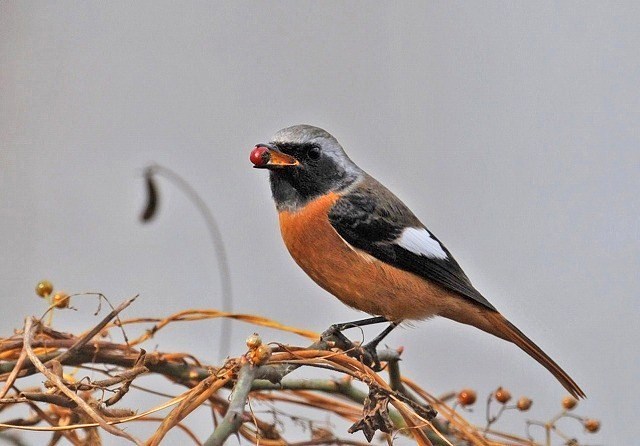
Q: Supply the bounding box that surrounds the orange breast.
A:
[278,193,453,321]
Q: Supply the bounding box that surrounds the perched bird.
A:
[250,124,584,398]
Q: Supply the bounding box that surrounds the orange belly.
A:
[278,193,454,321]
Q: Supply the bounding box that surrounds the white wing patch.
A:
[396,227,448,260]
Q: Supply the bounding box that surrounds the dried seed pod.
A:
[35,280,54,298]
[562,395,578,410]
[140,169,159,222]
[457,388,477,406]
[52,292,70,308]
[516,396,532,411]
[494,387,512,404]
[251,344,272,365]
[246,333,262,349]
[584,418,600,433]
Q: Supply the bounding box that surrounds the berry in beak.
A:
[249,145,299,169]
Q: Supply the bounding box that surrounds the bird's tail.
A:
[484,311,586,399]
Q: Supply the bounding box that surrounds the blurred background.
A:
[2,1,638,444]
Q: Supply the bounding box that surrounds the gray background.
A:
[2,2,638,444]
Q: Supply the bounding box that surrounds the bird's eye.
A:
[308,147,321,160]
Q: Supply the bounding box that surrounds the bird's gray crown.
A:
[270,125,361,176]
[272,125,335,145]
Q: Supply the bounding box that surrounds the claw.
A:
[322,330,383,370]
[321,326,353,351]
[356,342,383,371]
[322,319,397,371]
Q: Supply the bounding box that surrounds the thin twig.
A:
[146,369,233,446]
[104,351,148,406]
[288,439,372,446]
[70,367,148,392]
[136,416,203,445]
[18,388,84,446]
[20,392,77,408]
[0,348,28,398]
[256,335,399,384]
[50,296,137,366]
[22,317,142,445]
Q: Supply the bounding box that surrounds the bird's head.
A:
[250,125,363,211]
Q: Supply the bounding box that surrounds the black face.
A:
[267,142,357,211]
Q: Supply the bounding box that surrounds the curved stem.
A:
[144,164,233,358]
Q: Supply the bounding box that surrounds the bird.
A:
[249,124,585,399]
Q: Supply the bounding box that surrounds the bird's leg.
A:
[321,316,396,371]
[359,322,399,371]
[322,316,389,348]
[330,316,389,332]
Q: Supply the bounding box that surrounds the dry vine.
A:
[0,284,600,445]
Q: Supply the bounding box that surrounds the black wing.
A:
[329,176,496,311]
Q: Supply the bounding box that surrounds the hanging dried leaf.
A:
[348,387,394,442]
[140,169,159,222]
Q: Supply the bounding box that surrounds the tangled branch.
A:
[0,287,600,446]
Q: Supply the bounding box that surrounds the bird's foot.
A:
[320,326,383,371]
[352,340,383,371]
[321,325,353,350]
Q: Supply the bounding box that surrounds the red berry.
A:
[250,146,269,166]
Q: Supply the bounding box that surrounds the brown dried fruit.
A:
[517,396,532,411]
[52,292,70,308]
[250,344,272,365]
[494,387,512,404]
[35,280,53,298]
[246,333,262,349]
[584,418,600,433]
[562,395,578,410]
[457,388,477,406]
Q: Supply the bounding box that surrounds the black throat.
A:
[269,167,361,212]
